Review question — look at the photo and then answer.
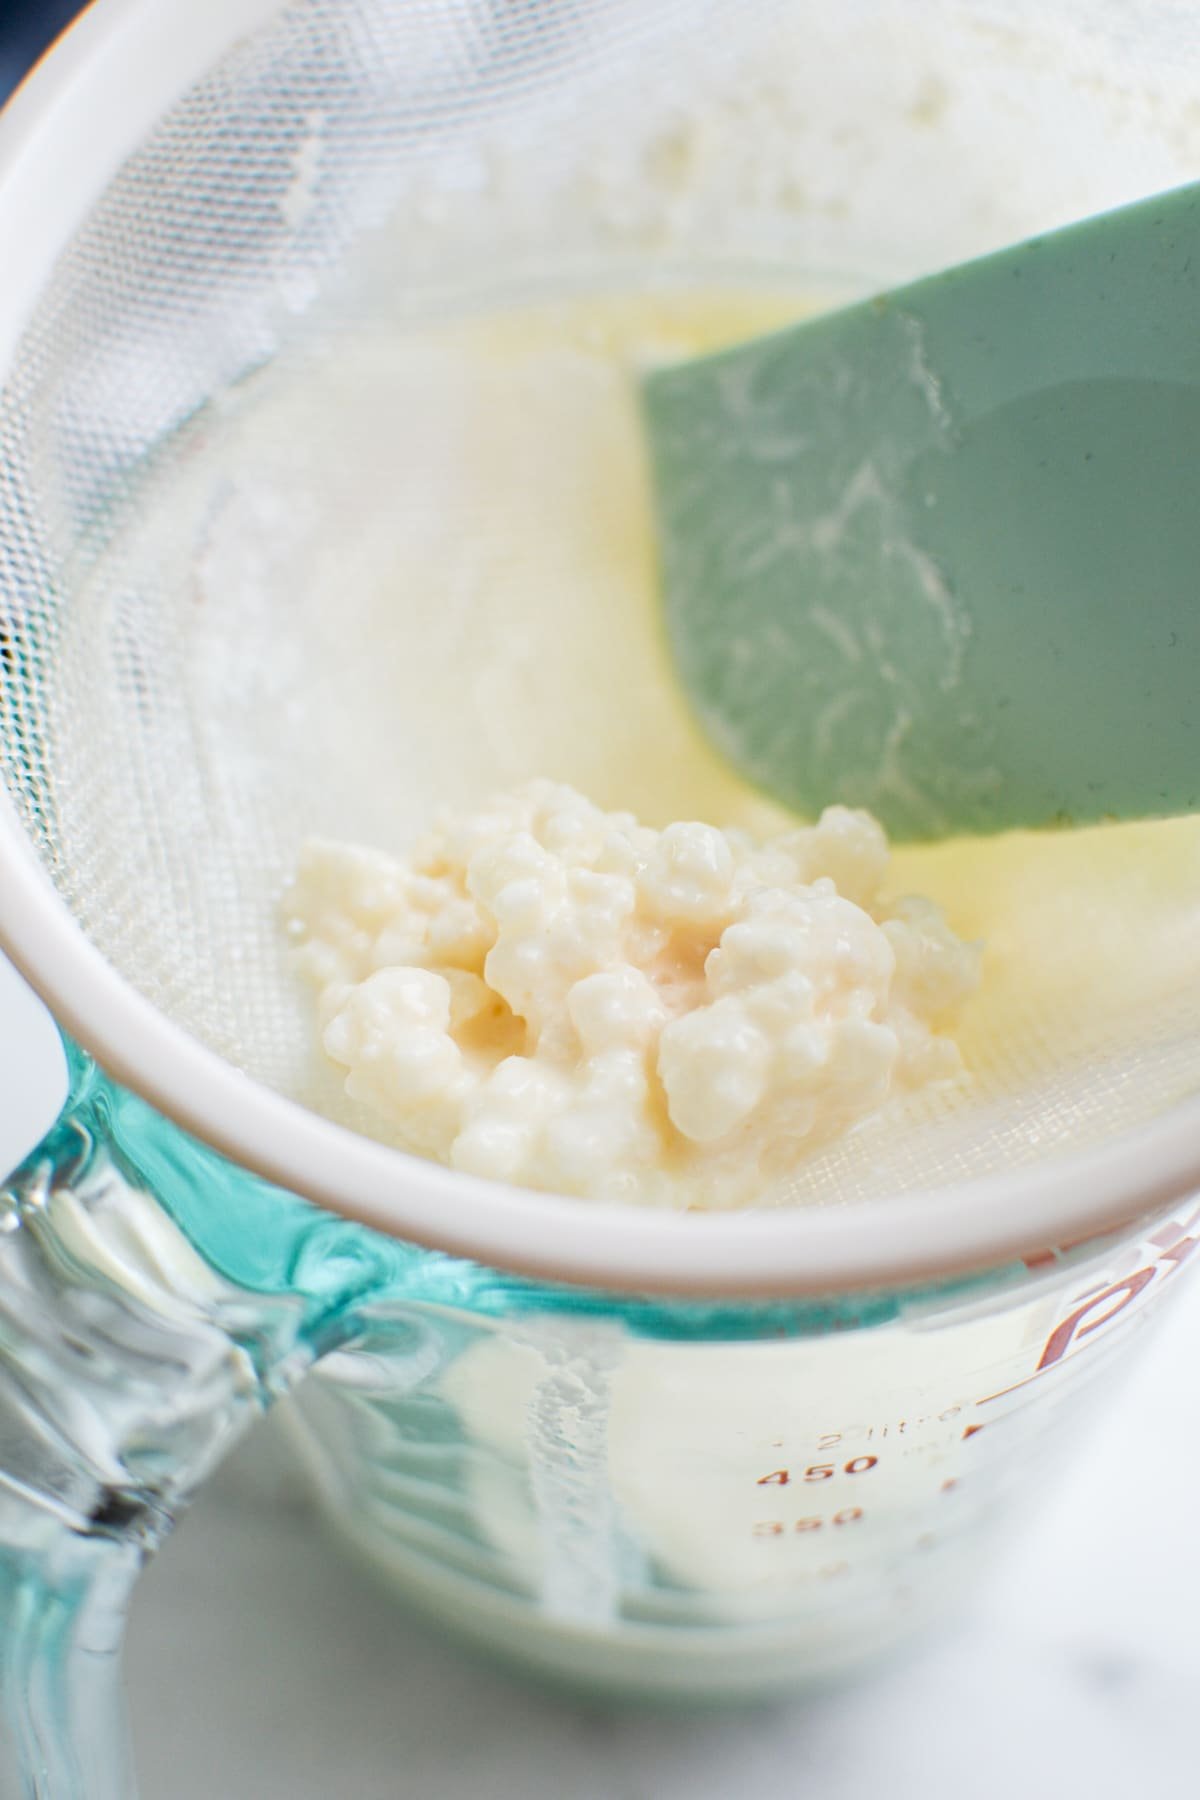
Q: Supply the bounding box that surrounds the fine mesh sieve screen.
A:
[2,0,1199,1207]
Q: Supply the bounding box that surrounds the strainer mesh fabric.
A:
[1,0,1199,1207]
[0,0,716,1111]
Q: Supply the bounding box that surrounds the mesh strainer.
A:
[1,0,1200,1293]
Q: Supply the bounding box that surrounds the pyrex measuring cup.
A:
[1,0,1200,1794]
[4,1034,1199,1767]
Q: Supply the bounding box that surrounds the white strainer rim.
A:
[1,0,1198,1297]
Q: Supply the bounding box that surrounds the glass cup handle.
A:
[0,1038,399,1799]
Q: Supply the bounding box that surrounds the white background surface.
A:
[2,956,1198,1798]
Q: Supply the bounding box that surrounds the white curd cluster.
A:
[283,782,979,1207]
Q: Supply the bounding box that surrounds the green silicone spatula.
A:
[642,182,1200,840]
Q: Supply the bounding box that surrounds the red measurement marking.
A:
[1158,1235,1199,1270]
[977,1373,1043,1405]
[756,1457,880,1487]
[1035,1269,1156,1371]
[1149,1204,1200,1249]
[980,1223,1200,1406]
[940,1479,959,1494]
[754,1510,866,1537]
[962,1424,986,1440]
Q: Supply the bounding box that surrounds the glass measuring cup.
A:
[3,1031,1197,1778]
[1,0,1199,1791]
